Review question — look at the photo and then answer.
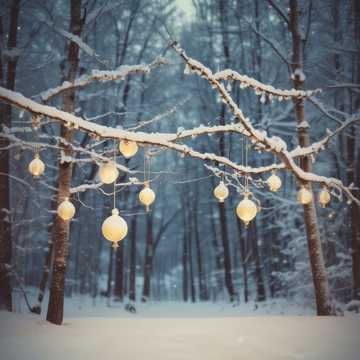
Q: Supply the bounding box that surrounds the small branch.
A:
[38,57,167,102]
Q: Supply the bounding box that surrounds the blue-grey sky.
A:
[175,0,195,21]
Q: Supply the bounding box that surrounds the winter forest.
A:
[0,0,360,359]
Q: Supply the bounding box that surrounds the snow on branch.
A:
[0,87,281,177]
[171,43,360,205]
[0,42,359,204]
[214,69,320,101]
[38,57,167,102]
[290,114,360,158]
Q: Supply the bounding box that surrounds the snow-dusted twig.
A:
[171,43,360,204]
[38,57,167,102]
[0,43,359,204]
[214,68,320,101]
[290,114,360,159]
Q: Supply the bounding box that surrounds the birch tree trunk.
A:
[46,0,83,325]
[0,0,20,312]
[289,0,334,315]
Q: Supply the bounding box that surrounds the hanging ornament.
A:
[57,197,75,221]
[99,162,119,184]
[213,181,229,202]
[318,187,331,207]
[236,192,258,227]
[28,153,45,177]
[297,185,312,205]
[266,172,282,192]
[119,140,138,159]
[139,182,156,212]
[102,208,128,248]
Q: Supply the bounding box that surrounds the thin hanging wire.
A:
[241,137,244,189]
[148,151,151,183]
[245,137,249,191]
[113,138,116,210]
[144,146,147,183]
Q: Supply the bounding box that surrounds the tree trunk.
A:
[349,0,360,301]
[0,0,20,312]
[236,218,248,302]
[182,231,189,302]
[114,242,124,301]
[188,229,196,303]
[129,212,137,302]
[141,213,153,302]
[251,221,266,302]
[194,201,208,301]
[106,246,114,299]
[289,0,334,315]
[46,0,83,325]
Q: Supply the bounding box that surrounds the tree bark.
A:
[114,242,124,301]
[217,0,236,302]
[182,231,189,302]
[129,212,137,302]
[141,213,153,302]
[236,218,249,302]
[251,221,266,302]
[194,199,208,301]
[46,0,83,325]
[0,0,20,312]
[289,0,334,315]
[349,0,360,300]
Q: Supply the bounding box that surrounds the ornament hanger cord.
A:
[0,58,358,204]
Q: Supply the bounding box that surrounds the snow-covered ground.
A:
[1,299,360,360]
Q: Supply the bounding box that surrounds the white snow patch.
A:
[0,303,359,360]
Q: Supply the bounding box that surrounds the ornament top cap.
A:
[243,190,251,198]
[144,181,150,187]
[112,208,119,216]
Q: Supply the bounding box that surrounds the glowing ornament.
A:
[213,181,229,202]
[297,186,312,205]
[57,197,75,220]
[99,162,119,184]
[318,187,331,207]
[119,140,138,158]
[28,154,45,177]
[139,182,156,211]
[101,208,128,248]
[267,172,282,192]
[236,193,258,227]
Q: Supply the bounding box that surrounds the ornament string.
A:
[113,138,116,210]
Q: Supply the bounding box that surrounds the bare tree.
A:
[0,0,21,312]
[46,0,84,325]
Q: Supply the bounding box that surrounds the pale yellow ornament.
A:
[297,186,312,205]
[101,208,128,248]
[57,197,76,221]
[99,162,119,184]
[236,193,258,226]
[139,182,156,211]
[28,154,45,177]
[213,181,229,202]
[119,140,138,158]
[267,172,282,192]
[318,187,331,207]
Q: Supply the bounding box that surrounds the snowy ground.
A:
[1,299,360,360]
